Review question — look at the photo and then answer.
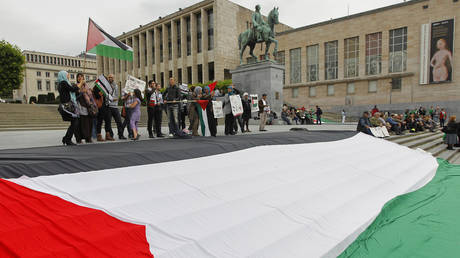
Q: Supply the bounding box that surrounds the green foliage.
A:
[0,40,25,97]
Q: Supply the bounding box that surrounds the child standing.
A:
[129,89,143,141]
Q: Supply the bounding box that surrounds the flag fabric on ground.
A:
[86,18,133,61]
[0,133,440,258]
[195,100,211,136]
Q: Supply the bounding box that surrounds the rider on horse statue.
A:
[252,5,267,42]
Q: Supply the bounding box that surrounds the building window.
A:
[208,62,215,81]
[54,72,58,78]
[169,70,173,79]
[196,13,202,53]
[309,86,316,97]
[389,27,407,73]
[198,64,203,83]
[39,56,42,63]
[70,74,75,79]
[54,81,58,91]
[178,68,182,84]
[37,71,41,76]
[72,59,75,67]
[347,82,355,94]
[224,69,231,80]
[368,80,377,93]
[325,41,338,80]
[391,77,402,91]
[46,56,49,63]
[187,66,192,84]
[292,88,299,98]
[78,60,81,67]
[186,17,191,56]
[160,72,164,87]
[37,80,42,91]
[327,85,335,96]
[54,57,57,64]
[46,81,51,91]
[26,54,30,62]
[143,34,147,66]
[45,72,50,78]
[275,51,285,84]
[152,74,156,83]
[176,21,181,58]
[344,37,359,78]
[159,27,163,62]
[167,25,172,60]
[366,32,382,75]
[290,48,301,84]
[207,9,214,50]
[307,45,319,82]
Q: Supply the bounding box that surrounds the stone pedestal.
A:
[231,61,285,115]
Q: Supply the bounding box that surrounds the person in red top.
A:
[440,108,447,127]
[371,105,379,116]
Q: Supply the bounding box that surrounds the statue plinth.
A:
[231,60,285,115]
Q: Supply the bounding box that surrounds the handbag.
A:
[121,106,126,118]
[58,101,77,121]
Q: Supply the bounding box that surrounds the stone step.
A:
[437,148,459,162]
[391,131,439,145]
[427,143,450,157]
[448,152,460,165]
[414,138,444,152]
[402,133,444,149]
[386,130,434,141]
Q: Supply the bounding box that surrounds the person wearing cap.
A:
[242,93,252,132]
[224,85,236,135]
[258,93,269,131]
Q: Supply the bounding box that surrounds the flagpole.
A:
[83,18,90,75]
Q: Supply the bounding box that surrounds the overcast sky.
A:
[0,0,403,56]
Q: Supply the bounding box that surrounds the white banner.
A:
[250,94,259,113]
[230,95,243,116]
[212,101,224,118]
[124,75,146,96]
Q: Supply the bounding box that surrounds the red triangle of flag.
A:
[208,81,217,92]
[86,19,106,52]
[197,100,209,110]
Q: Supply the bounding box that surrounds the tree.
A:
[0,40,25,98]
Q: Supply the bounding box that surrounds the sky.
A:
[0,0,403,56]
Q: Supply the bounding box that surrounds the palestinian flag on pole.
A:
[86,18,133,61]
[3,132,460,257]
[195,100,211,136]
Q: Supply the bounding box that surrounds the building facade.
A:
[15,51,97,103]
[278,0,459,114]
[100,0,291,88]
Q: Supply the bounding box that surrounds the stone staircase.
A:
[387,130,460,164]
[0,103,149,131]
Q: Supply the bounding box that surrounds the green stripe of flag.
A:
[340,159,460,257]
[195,102,207,136]
[88,44,133,61]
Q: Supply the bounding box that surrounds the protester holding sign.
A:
[107,74,126,140]
[224,85,236,135]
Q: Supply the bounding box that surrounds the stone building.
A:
[101,0,459,115]
[100,0,291,88]
[15,50,97,103]
[278,0,460,115]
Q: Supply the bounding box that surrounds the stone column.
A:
[359,35,366,77]
[201,8,209,83]
[381,31,389,75]
[318,43,325,81]
[146,29,153,81]
[103,56,109,76]
[97,55,104,75]
[154,26,161,85]
[337,40,344,80]
[180,16,188,84]
[162,23,169,81]
[301,46,307,84]
[139,32,146,80]
[127,37,133,73]
[171,20,178,79]
[191,13,198,84]
[133,35,139,77]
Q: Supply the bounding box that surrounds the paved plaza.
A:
[0,124,357,150]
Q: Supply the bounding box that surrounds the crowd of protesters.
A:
[357,105,460,150]
[280,105,324,125]
[57,71,273,145]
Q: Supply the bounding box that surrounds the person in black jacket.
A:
[315,106,323,125]
[164,77,181,136]
[145,80,156,138]
[242,93,252,132]
[57,71,80,146]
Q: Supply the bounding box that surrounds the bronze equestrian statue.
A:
[238,5,279,64]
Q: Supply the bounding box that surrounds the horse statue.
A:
[238,7,279,64]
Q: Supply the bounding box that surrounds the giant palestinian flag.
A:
[1,132,460,257]
[86,18,133,61]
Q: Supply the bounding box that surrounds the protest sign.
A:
[124,75,146,96]
[250,94,259,113]
[230,95,243,116]
[212,101,224,118]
